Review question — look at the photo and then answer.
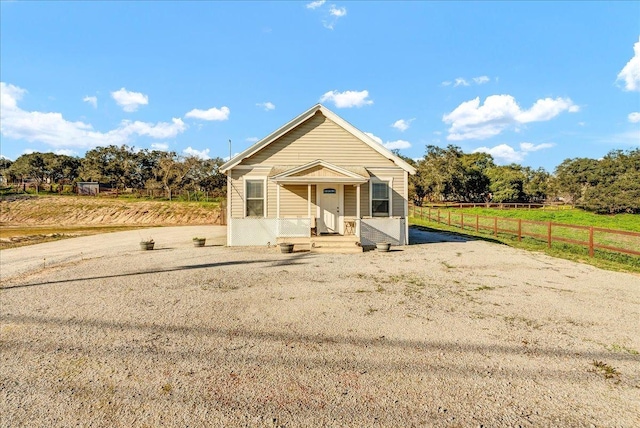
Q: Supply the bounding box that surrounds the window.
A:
[245,179,265,217]
[371,181,390,217]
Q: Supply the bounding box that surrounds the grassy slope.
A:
[0,194,222,249]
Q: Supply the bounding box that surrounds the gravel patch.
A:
[1,226,639,426]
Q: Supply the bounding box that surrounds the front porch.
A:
[227,217,406,249]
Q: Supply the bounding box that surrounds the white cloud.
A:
[320,89,372,108]
[329,5,347,17]
[54,149,78,156]
[443,76,491,88]
[443,95,579,141]
[628,112,640,123]
[364,132,383,145]
[519,142,555,152]
[183,147,210,160]
[245,137,259,143]
[322,4,347,29]
[1,82,187,150]
[185,106,230,121]
[110,88,148,112]
[306,0,325,9]
[383,140,412,150]
[391,118,414,132]
[516,97,579,123]
[366,132,411,150]
[616,36,640,92]
[150,142,169,151]
[119,118,186,139]
[473,144,525,164]
[83,96,97,108]
[473,142,555,164]
[256,102,275,111]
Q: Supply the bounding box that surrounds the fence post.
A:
[518,219,522,242]
[428,207,431,222]
[437,209,441,224]
[476,214,479,233]
[589,226,594,257]
[448,211,451,226]
[547,222,552,248]
[494,217,497,236]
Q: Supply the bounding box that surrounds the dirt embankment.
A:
[0,195,223,227]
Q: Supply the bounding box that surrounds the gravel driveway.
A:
[1,226,639,426]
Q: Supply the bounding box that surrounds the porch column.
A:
[276,184,280,218]
[356,184,361,237]
[307,185,311,218]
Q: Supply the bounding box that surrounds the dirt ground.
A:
[1,226,639,427]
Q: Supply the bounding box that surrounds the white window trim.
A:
[243,176,267,218]
[369,177,393,217]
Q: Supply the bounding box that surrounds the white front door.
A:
[318,184,341,234]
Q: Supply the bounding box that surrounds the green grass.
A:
[412,206,640,232]
[410,217,640,273]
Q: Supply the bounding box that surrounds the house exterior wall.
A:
[279,185,308,217]
[344,185,357,217]
[243,112,397,167]
[227,112,406,226]
[367,167,405,217]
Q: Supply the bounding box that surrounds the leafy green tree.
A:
[415,145,465,202]
[460,152,494,202]
[486,164,527,202]
[7,152,47,192]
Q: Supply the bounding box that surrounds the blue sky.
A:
[1,1,639,171]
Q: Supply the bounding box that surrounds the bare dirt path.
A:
[1,227,639,426]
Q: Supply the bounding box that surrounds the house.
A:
[220,104,416,250]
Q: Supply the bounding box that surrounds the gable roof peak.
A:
[220,104,416,174]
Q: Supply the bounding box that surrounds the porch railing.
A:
[228,217,311,246]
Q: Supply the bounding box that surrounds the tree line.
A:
[1,145,227,199]
[2,144,637,213]
[402,145,639,214]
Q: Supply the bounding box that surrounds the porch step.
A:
[310,235,361,254]
[311,245,362,254]
[275,235,362,254]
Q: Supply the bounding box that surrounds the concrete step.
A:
[311,245,362,254]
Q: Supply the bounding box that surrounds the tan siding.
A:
[291,165,345,178]
[368,168,405,217]
[360,183,370,217]
[244,112,396,167]
[229,168,271,218]
[344,185,356,217]
[230,170,244,218]
[279,185,308,217]
[267,181,276,218]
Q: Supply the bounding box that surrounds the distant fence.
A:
[416,202,574,210]
[410,205,640,258]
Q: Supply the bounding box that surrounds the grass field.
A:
[410,207,640,273]
[412,205,640,232]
